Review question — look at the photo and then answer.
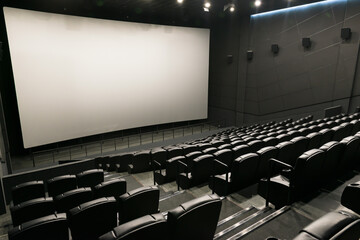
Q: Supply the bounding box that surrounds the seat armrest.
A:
[177,161,189,176]
[213,159,230,176]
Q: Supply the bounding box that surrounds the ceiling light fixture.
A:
[254,0,261,7]
[177,0,183,3]
[230,6,235,12]
[224,3,235,12]
[204,2,211,8]
[203,7,210,12]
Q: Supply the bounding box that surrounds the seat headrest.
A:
[194,154,214,162]
[257,146,277,154]
[235,153,258,162]
[121,186,159,199]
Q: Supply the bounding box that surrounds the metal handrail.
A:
[31,119,226,166]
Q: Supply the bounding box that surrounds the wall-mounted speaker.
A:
[271,44,279,54]
[302,38,311,48]
[341,28,352,40]
[227,55,233,64]
[247,50,253,60]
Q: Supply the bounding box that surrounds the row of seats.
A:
[11,169,104,205]
[258,134,360,208]
[292,181,360,240]
[10,177,129,226]
[9,194,222,240]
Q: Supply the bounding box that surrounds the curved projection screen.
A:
[4,7,209,148]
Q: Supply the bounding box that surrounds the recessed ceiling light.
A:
[204,2,211,8]
[177,0,183,3]
[230,6,235,12]
[203,7,210,12]
[255,0,261,7]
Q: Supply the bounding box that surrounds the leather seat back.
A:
[192,154,215,185]
[232,144,250,159]
[214,149,233,166]
[99,213,167,240]
[151,148,167,166]
[47,175,77,198]
[332,126,346,141]
[276,141,295,165]
[68,197,118,240]
[54,187,93,213]
[11,181,45,205]
[306,132,322,150]
[339,136,360,171]
[166,156,186,179]
[232,153,259,188]
[290,136,310,166]
[130,150,151,172]
[118,186,159,224]
[320,141,344,179]
[10,197,55,226]
[247,139,264,153]
[257,146,278,179]
[76,169,104,188]
[167,194,222,240]
[94,178,127,199]
[167,147,183,159]
[202,147,218,155]
[114,152,134,172]
[319,128,334,146]
[8,213,68,240]
[218,143,232,150]
[182,145,199,155]
[263,136,278,147]
[294,149,325,188]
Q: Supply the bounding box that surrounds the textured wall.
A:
[241,0,360,124]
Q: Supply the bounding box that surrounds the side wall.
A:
[243,0,360,124]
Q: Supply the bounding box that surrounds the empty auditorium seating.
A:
[167,194,222,240]
[128,150,151,173]
[232,144,250,159]
[275,141,295,165]
[177,154,215,189]
[11,181,45,205]
[211,153,259,196]
[98,213,167,240]
[306,132,322,150]
[68,197,117,240]
[258,149,325,208]
[54,187,93,213]
[76,169,104,188]
[150,147,167,168]
[94,178,127,199]
[338,136,360,173]
[118,186,160,224]
[154,155,185,184]
[213,148,233,173]
[47,174,77,198]
[8,213,68,240]
[256,146,278,179]
[96,156,111,170]
[115,152,134,172]
[319,141,344,181]
[10,197,55,226]
[202,147,218,155]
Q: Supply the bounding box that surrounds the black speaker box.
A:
[271,44,279,54]
[341,28,352,40]
[302,38,311,48]
[246,50,253,60]
[227,55,233,64]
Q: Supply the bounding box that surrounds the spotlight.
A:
[255,0,261,7]
[204,2,211,8]
[203,7,210,12]
[223,3,235,12]
[230,6,235,12]
[177,0,183,3]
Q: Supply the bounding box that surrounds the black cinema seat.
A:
[263,136,279,147]
[338,136,360,173]
[319,128,334,146]
[11,181,45,205]
[202,147,218,155]
[332,125,347,141]
[256,146,278,179]
[54,187,93,213]
[167,194,222,240]
[177,154,215,189]
[319,141,345,181]
[8,213,68,240]
[166,147,183,159]
[76,169,104,188]
[258,149,325,208]
[99,213,167,240]
[47,174,77,198]
[115,153,134,172]
[306,132,322,150]
[96,156,111,170]
[232,144,250,159]
[290,136,310,166]
[68,197,117,240]
[154,156,185,184]
[211,153,259,196]
[118,186,160,224]
[218,143,232,150]
[247,139,264,152]
[94,178,127,199]
[351,119,360,135]
[275,141,295,165]
[150,147,167,168]
[10,197,55,226]
[182,145,198,155]
[211,140,226,148]
[213,149,233,174]
[128,150,151,174]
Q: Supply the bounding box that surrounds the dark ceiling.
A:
[1,0,327,28]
